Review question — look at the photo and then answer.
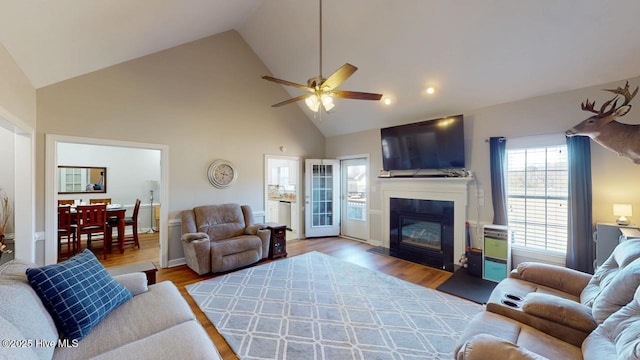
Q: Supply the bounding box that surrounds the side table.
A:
[107,261,158,285]
[266,223,287,259]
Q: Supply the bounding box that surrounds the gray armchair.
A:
[181,203,270,275]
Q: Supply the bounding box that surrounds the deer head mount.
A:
[566,81,640,164]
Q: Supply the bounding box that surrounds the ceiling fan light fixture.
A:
[321,93,334,111]
[305,95,321,112]
[262,0,383,112]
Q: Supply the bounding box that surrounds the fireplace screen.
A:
[400,217,442,251]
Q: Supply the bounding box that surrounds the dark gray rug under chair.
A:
[436,268,498,304]
[186,251,482,360]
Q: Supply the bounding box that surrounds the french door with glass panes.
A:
[305,159,340,237]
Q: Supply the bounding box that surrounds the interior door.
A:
[341,157,369,240]
[305,159,340,237]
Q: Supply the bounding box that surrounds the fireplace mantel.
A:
[379,177,473,270]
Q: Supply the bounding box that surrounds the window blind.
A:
[506,145,568,253]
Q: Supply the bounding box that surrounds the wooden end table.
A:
[266,223,287,259]
[108,261,158,285]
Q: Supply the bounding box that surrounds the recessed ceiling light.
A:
[426,86,436,95]
[383,97,392,105]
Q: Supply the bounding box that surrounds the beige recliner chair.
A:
[484,238,640,346]
[455,239,640,359]
[181,204,271,275]
[456,285,640,359]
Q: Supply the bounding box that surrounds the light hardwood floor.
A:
[99,233,453,360]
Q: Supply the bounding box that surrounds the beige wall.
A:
[0,42,36,128]
[36,31,325,259]
[0,42,36,264]
[327,76,640,246]
[325,129,384,242]
[13,27,640,262]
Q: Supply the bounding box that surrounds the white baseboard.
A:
[168,257,186,268]
[368,239,382,247]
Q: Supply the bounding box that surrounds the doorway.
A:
[264,155,301,240]
[303,156,370,240]
[341,157,369,240]
[45,134,169,267]
[304,159,341,238]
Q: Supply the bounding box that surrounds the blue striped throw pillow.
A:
[26,249,132,341]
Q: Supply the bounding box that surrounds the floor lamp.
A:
[146,180,159,233]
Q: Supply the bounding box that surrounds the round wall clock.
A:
[207,160,238,189]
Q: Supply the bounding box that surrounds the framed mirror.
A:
[58,166,107,194]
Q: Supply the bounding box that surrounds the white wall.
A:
[57,143,161,208]
[327,76,640,264]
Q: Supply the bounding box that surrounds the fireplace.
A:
[390,198,454,271]
[379,177,471,272]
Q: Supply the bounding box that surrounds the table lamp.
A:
[613,203,632,225]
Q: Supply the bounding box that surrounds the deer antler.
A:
[581,81,639,118]
[604,81,639,107]
[581,99,600,114]
[568,80,640,164]
[583,81,639,118]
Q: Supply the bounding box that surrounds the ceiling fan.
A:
[262,0,383,113]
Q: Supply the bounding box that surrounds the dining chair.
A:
[76,204,108,259]
[89,198,112,205]
[89,198,113,231]
[110,199,141,250]
[58,199,75,206]
[57,206,76,260]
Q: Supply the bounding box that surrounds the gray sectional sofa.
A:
[0,259,221,360]
[455,238,640,359]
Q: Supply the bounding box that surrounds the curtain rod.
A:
[484,137,506,143]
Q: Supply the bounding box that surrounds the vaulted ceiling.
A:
[2,0,640,137]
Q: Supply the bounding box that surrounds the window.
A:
[346,163,367,221]
[506,141,568,253]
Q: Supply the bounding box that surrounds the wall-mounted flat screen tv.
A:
[381,115,465,171]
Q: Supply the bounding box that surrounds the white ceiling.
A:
[2,0,640,137]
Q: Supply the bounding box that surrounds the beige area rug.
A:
[186,251,482,359]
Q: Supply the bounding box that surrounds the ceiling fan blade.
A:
[321,63,357,90]
[262,76,313,92]
[332,90,383,101]
[271,94,313,107]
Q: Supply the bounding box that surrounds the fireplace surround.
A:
[379,177,472,272]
